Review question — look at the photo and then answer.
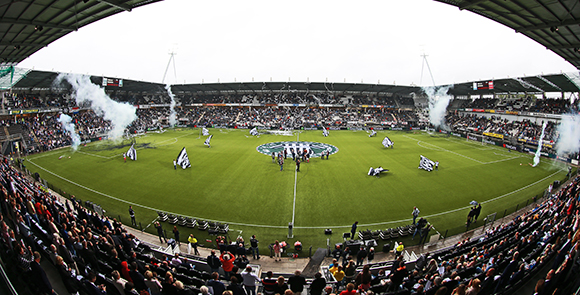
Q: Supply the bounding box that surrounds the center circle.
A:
[256,141,339,158]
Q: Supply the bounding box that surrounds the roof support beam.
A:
[0,42,43,47]
[459,0,488,10]
[546,44,580,50]
[95,0,132,12]
[516,18,580,32]
[0,19,74,31]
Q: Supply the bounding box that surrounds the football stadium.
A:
[1,1,580,295]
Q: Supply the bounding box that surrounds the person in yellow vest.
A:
[395,242,404,256]
[188,234,200,255]
[331,265,345,292]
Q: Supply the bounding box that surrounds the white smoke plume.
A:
[556,113,580,156]
[422,85,454,129]
[165,84,177,127]
[57,113,81,151]
[54,74,137,139]
[532,121,547,167]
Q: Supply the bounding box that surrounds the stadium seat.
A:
[198,221,209,231]
[168,214,178,224]
[178,216,187,226]
[157,211,168,222]
[186,218,197,228]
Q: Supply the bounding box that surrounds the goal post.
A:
[466,132,486,146]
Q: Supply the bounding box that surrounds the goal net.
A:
[466,132,486,145]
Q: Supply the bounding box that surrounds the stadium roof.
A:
[0,0,163,65]
[10,69,580,96]
[11,69,166,92]
[169,82,424,96]
[1,1,580,71]
[447,72,580,96]
[435,0,580,70]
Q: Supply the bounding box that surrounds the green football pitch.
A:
[24,128,567,251]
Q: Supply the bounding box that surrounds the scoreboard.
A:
[102,77,123,87]
[473,80,494,90]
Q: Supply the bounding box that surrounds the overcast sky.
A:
[18,0,578,87]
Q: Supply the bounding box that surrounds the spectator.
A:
[262,271,277,295]
[241,266,260,295]
[206,272,225,295]
[288,270,307,295]
[273,240,282,262]
[339,283,357,295]
[310,272,326,295]
[227,276,245,295]
[220,251,236,281]
[207,250,221,275]
[274,276,289,295]
[144,270,162,295]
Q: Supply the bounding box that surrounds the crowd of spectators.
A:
[1,111,112,154]
[447,112,580,159]
[4,91,577,115]
[0,106,577,158]
[452,96,577,114]
[0,91,578,158]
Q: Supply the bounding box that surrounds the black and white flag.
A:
[368,166,388,176]
[204,134,213,147]
[369,130,377,137]
[250,127,259,136]
[419,155,435,172]
[322,128,329,137]
[126,143,137,161]
[202,127,210,136]
[382,136,394,148]
[176,147,191,169]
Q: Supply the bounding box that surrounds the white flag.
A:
[382,136,394,148]
[204,135,213,147]
[176,147,191,169]
[126,143,137,161]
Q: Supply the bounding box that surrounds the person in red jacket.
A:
[220,251,236,281]
[340,283,357,295]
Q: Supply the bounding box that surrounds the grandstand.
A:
[1,0,580,294]
[0,69,578,295]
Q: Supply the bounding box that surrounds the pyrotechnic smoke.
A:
[57,113,81,151]
[422,85,454,129]
[532,121,547,167]
[555,112,580,156]
[165,84,177,127]
[54,74,137,139]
